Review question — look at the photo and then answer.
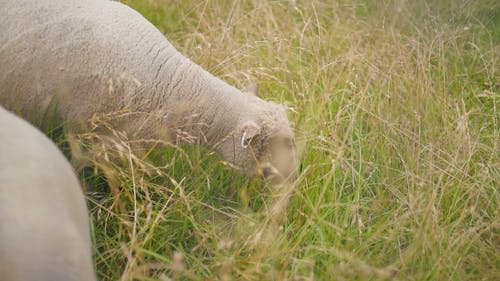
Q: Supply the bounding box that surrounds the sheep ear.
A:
[245,83,259,96]
[240,121,261,148]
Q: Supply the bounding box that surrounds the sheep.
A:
[0,0,298,183]
[0,106,96,281]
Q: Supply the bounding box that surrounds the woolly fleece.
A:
[0,106,96,281]
[0,0,297,181]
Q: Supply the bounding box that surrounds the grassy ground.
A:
[57,0,499,280]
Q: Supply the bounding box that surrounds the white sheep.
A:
[0,106,96,281]
[0,0,298,183]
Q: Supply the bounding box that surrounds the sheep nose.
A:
[262,167,274,179]
[263,161,297,184]
[261,165,289,184]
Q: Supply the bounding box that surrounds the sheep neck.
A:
[153,51,246,149]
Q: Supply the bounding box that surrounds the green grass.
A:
[58,0,500,280]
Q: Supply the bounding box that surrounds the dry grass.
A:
[49,0,500,280]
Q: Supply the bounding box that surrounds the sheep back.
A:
[0,106,96,281]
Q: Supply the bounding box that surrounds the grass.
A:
[50,0,499,280]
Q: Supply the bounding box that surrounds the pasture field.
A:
[49,0,498,280]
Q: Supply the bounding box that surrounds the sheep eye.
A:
[270,137,294,149]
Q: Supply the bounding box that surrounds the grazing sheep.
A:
[0,0,297,183]
[0,106,96,281]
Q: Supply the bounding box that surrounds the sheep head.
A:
[216,99,298,184]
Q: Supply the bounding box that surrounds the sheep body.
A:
[0,106,96,281]
[0,0,297,181]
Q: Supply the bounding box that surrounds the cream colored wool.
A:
[0,0,297,181]
[0,106,96,281]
